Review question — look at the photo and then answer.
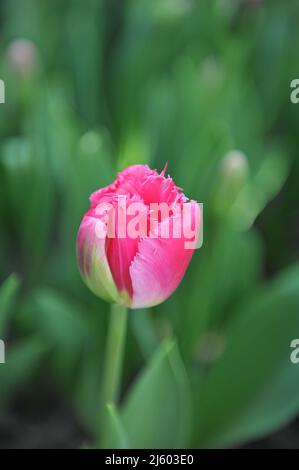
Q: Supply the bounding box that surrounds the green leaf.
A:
[194,263,299,447]
[121,340,192,449]
[131,309,159,359]
[182,226,262,356]
[0,336,48,405]
[102,404,129,449]
[1,137,54,283]
[0,274,20,336]
[229,148,289,231]
[18,288,88,386]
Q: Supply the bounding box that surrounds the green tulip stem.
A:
[101,303,128,442]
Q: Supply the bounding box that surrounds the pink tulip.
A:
[77,164,201,308]
[7,38,39,76]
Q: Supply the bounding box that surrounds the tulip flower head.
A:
[7,38,39,76]
[77,164,201,308]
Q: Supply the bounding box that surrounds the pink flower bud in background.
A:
[77,164,201,308]
[6,38,39,76]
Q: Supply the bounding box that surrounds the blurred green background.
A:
[1,0,299,449]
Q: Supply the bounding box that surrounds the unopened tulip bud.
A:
[213,150,249,219]
[77,164,201,308]
[222,150,248,182]
[7,38,39,76]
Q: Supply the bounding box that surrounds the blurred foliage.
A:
[0,0,299,449]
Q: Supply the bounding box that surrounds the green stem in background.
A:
[100,303,128,442]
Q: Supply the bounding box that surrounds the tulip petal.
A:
[90,181,117,208]
[106,233,138,301]
[130,204,201,308]
[77,214,121,304]
[129,236,193,308]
